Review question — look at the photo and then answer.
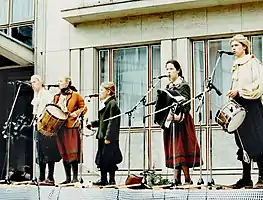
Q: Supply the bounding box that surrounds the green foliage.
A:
[144,170,171,187]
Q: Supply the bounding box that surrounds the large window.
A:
[0,0,34,47]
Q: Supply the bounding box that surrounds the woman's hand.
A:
[104,139,110,144]
[167,113,174,121]
[70,112,78,118]
[174,113,185,123]
[227,89,238,98]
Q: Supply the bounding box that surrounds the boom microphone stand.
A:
[0,83,23,184]
[126,78,161,178]
[206,51,224,187]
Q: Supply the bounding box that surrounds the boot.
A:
[39,163,46,182]
[93,169,108,186]
[71,162,79,183]
[254,157,263,188]
[232,161,253,189]
[60,162,71,184]
[109,170,116,185]
[46,162,55,185]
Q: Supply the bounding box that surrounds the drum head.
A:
[46,104,67,120]
[227,109,246,132]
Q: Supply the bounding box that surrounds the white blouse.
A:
[232,54,263,100]
[31,88,53,118]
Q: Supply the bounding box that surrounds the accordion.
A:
[154,88,185,128]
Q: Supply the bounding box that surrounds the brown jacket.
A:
[54,90,87,128]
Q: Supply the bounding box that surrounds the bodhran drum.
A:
[37,104,68,136]
[215,100,246,133]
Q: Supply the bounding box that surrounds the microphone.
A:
[8,80,31,86]
[153,74,170,79]
[44,84,59,88]
[217,50,234,55]
[87,94,99,98]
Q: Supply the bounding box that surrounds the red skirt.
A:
[163,114,201,169]
[56,127,80,163]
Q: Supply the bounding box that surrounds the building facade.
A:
[1,0,263,184]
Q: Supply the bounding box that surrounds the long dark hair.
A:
[165,60,183,78]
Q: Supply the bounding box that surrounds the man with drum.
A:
[227,34,263,189]
[31,75,61,185]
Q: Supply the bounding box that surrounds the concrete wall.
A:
[35,0,263,184]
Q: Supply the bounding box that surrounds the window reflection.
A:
[113,47,148,127]
[0,29,8,34]
[193,41,206,124]
[11,25,33,47]
[99,50,109,83]
[208,39,234,123]
[0,0,8,25]
[12,0,34,23]
[151,45,161,125]
[252,36,263,62]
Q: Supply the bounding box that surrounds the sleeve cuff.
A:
[237,88,242,97]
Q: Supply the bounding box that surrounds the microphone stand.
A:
[206,51,223,188]
[0,83,23,184]
[126,78,161,180]
[139,79,162,184]
[72,105,87,185]
[195,90,206,186]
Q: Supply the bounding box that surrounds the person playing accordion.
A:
[154,60,202,185]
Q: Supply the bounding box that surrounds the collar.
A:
[56,88,73,96]
[102,95,115,105]
[169,77,183,87]
[233,54,253,66]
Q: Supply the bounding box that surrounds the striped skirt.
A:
[163,114,202,169]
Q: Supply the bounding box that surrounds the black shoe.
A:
[93,179,108,186]
[71,178,78,183]
[254,179,263,189]
[232,179,253,189]
[60,179,71,184]
[184,180,193,185]
[109,180,116,185]
[170,179,182,187]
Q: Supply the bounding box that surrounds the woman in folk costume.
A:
[54,76,87,184]
[89,82,122,186]
[227,34,263,189]
[31,75,61,185]
[157,60,201,185]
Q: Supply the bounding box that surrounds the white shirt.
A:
[31,88,53,118]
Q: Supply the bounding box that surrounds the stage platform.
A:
[0,184,263,200]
